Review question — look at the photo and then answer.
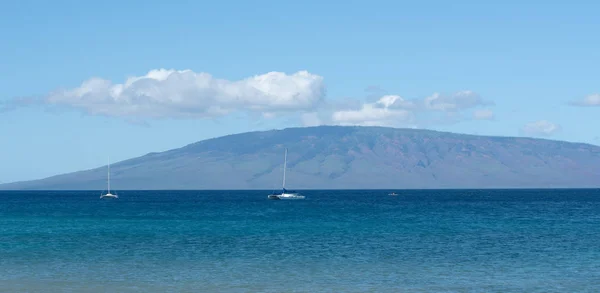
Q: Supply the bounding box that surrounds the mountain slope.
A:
[2,126,600,190]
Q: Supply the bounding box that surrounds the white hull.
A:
[268,193,305,200]
[100,193,118,199]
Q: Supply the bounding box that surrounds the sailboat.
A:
[268,148,305,200]
[100,157,118,199]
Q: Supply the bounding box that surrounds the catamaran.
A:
[268,148,305,200]
[100,157,118,199]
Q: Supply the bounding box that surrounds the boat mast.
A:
[107,156,110,194]
[282,148,287,190]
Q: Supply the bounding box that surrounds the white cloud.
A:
[473,108,494,120]
[570,93,600,107]
[522,120,561,137]
[325,91,492,127]
[424,90,492,111]
[43,69,325,118]
[330,95,415,127]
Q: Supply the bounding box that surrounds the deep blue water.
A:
[1,189,600,292]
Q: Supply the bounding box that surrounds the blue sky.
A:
[1,0,599,183]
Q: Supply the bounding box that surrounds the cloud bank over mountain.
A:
[5,68,592,140]
[2,69,499,129]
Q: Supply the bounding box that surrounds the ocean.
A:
[1,189,599,292]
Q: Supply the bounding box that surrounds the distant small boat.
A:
[388,192,398,196]
[268,148,305,200]
[100,157,118,199]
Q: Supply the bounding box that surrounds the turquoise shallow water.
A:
[1,189,600,292]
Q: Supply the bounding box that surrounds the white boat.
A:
[100,157,118,199]
[268,148,305,200]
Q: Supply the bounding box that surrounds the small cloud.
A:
[376,95,418,110]
[473,109,494,120]
[331,102,415,127]
[569,93,600,107]
[521,120,561,137]
[424,90,494,112]
[328,90,493,127]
